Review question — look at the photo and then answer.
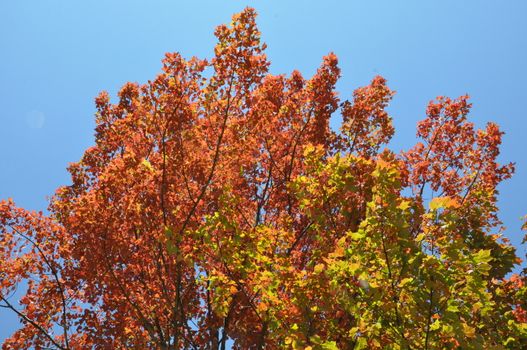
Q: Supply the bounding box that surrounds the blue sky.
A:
[1,0,526,343]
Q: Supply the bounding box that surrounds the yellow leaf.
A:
[348,327,359,336]
[376,159,391,169]
[429,196,459,211]
[141,159,154,172]
[349,263,361,275]
[398,200,410,210]
[463,323,476,338]
[349,231,365,240]
[314,263,325,274]
[416,233,426,242]
[430,319,441,331]
[398,277,413,288]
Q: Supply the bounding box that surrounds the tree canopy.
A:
[1,7,526,350]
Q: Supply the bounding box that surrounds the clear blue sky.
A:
[1,0,526,343]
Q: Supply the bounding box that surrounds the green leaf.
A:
[320,341,338,350]
[349,231,365,241]
[166,241,178,254]
[430,320,441,331]
[474,249,492,264]
[447,303,459,313]
[355,337,368,349]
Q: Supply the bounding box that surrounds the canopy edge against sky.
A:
[1,0,526,342]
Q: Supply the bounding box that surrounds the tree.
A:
[1,7,526,349]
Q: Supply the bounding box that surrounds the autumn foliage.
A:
[1,8,527,349]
